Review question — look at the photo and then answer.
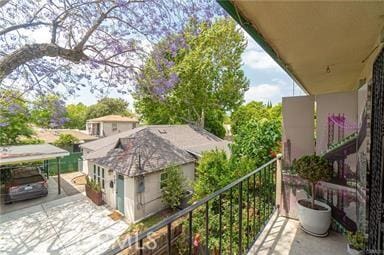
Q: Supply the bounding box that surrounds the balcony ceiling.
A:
[228,1,384,95]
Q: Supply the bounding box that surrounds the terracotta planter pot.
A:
[85,185,103,206]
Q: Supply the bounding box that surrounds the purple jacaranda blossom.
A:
[8,104,21,114]
[169,42,179,57]
[168,72,179,85]
[164,60,174,69]
[0,122,9,127]
[0,0,226,98]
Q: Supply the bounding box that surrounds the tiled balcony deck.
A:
[249,213,348,255]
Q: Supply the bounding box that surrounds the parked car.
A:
[5,167,48,204]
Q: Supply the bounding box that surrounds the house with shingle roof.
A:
[85,114,139,137]
[80,124,230,222]
[33,127,98,152]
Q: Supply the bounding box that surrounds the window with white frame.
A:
[93,164,105,189]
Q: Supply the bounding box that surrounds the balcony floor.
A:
[249,213,348,255]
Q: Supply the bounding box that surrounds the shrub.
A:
[53,134,79,149]
[347,231,365,250]
[292,154,333,208]
[161,165,185,209]
[86,176,101,192]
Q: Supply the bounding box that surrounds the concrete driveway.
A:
[0,194,128,255]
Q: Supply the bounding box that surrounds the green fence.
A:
[47,152,82,175]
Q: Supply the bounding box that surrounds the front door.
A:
[116,175,125,214]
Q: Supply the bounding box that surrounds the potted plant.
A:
[346,231,365,255]
[292,154,333,236]
[85,176,103,205]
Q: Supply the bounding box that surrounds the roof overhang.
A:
[218,1,384,95]
[0,144,69,165]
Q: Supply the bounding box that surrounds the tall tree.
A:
[85,97,131,120]
[0,90,34,145]
[0,0,225,98]
[64,103,88,129]
[230,102,282,168]
[30,94,68,128]
[134,18,249,137]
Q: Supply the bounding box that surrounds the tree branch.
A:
[75,5,119,50]
[0,0,10,8]
[0,43,88,81]
[0,21,51,36]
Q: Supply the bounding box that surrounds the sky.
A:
[65,30,305,109]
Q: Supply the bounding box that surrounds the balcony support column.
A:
[275,154,283,209]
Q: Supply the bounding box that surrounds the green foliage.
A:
[193,150,255,200]
[18,137,44,145]
[347,231,365,250]
[135,18,249,138]
[292,155,332,184]
[231,101,282,135]
[85,97,132,120]
[86,176,101,192]
[161,165,186,209]
[231,118,281,168]
[53,134,79,148]
[193,150,230,200]
[189,150,273,253]
[64,103,88,129]
[30,94,67,128]
[0,90,34,145]
[230,102,281,169]
[292,154,333,208]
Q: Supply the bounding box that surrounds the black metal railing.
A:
[103,157,279,255]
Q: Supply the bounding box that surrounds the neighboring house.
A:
[85,115,139,137]
[34,128,98,152]
[80,125,231,222]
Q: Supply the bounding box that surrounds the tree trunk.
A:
[201,109,205,128]
[0,43,88,81]
[311,182,316,209]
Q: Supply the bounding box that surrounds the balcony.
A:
[102,156,349,255]
[249,214,348,255]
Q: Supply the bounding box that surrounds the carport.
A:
[0,144,69,194]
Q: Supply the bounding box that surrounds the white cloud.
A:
[243,47,280,70]
[241,29,280,70]
[244,84,282,104]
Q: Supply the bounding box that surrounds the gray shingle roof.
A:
[80,127,146,152]
[91,129,195,176]
[84,124,231,176]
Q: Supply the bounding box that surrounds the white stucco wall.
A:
[88,162,195,223]
[133,162,195,222]
[82,159,89,175]
[101,122,136,137]
[124,176,136,223]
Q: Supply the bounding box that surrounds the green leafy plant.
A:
[134,18,249,138]
[292,154,333,209]
[86,176,101,192]
[0,89,35,146]
[53,134,79,149]
[347,231,365,250]
[161,165,186,209]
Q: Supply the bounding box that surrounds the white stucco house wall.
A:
[80,125,231,223]
[85,115,139,137]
